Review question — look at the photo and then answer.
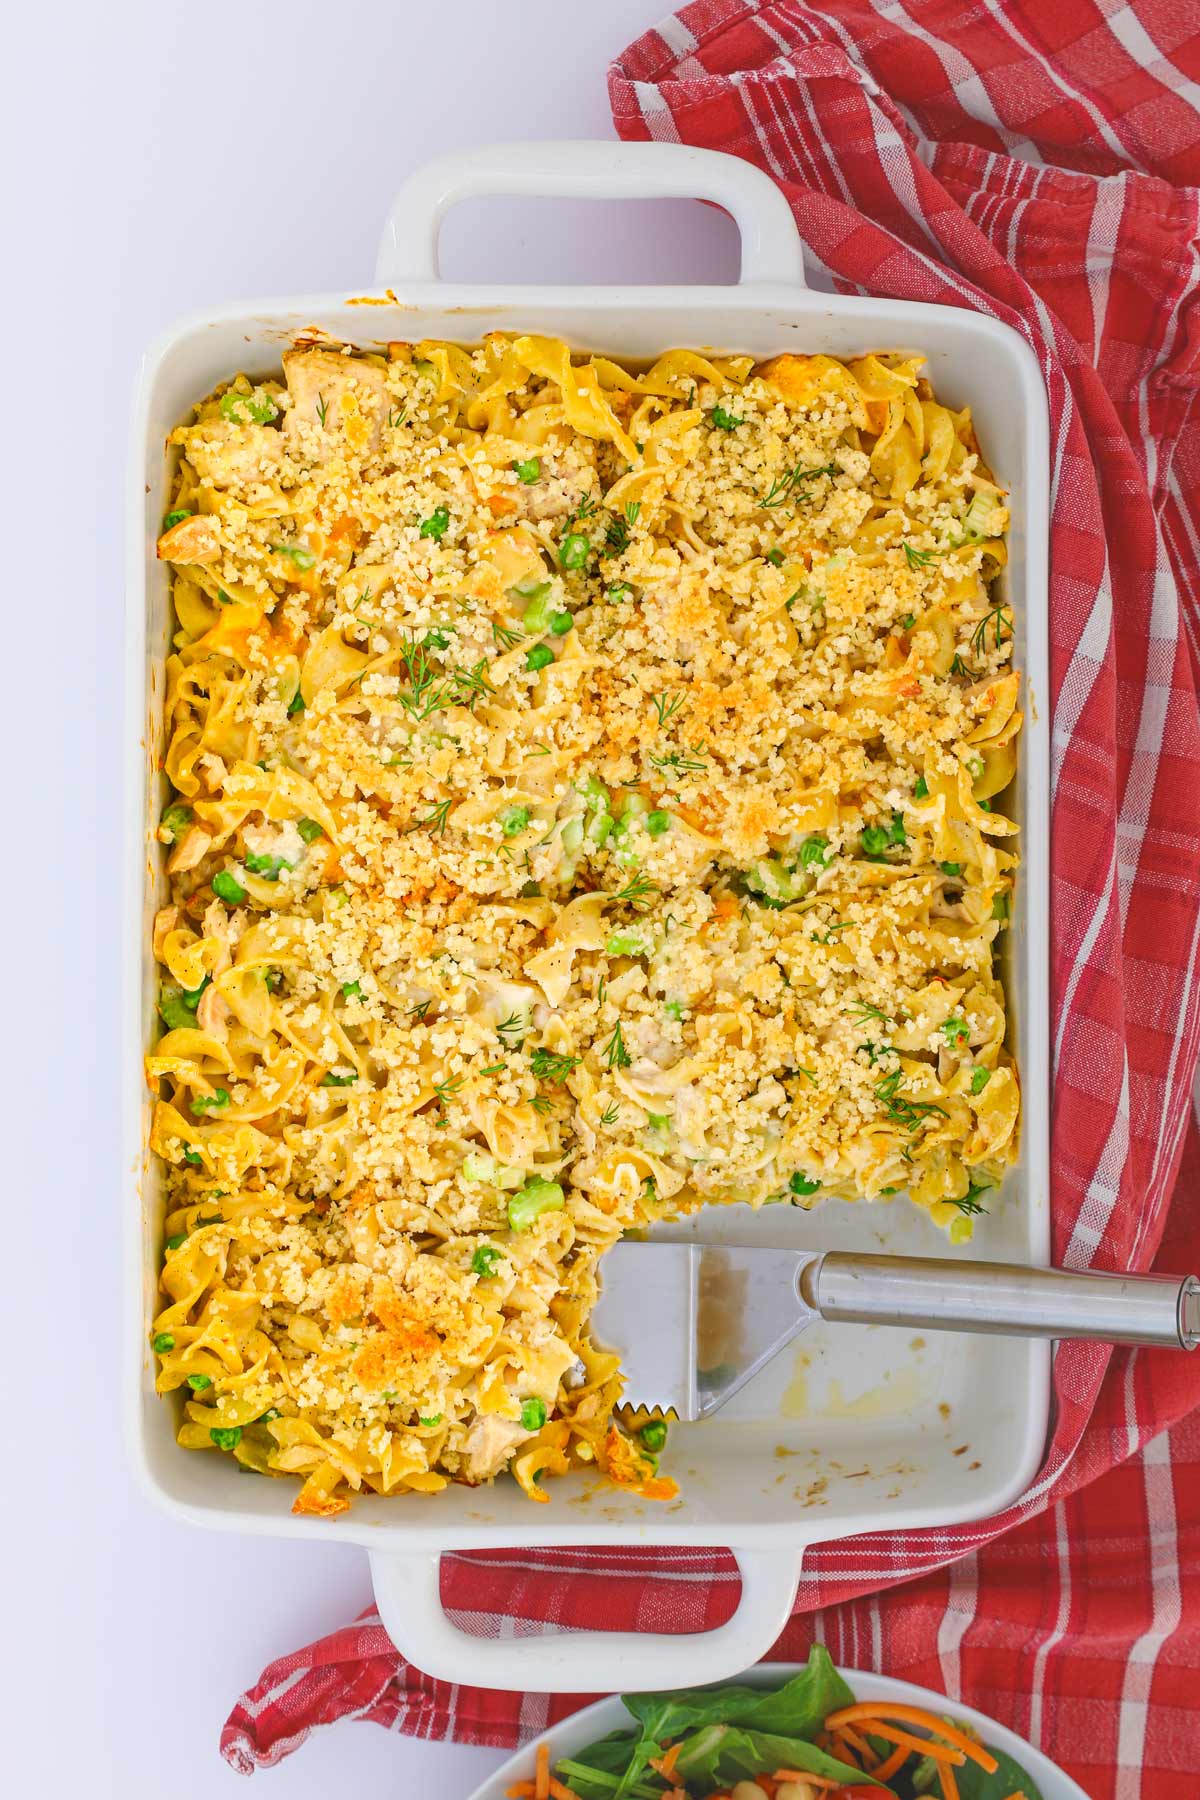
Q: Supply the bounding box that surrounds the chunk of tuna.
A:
[283,349,388,458]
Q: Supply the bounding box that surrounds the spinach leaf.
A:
[673,1724,872,1789]
[622,1645,853,1743]
[950,1745,1044,1800]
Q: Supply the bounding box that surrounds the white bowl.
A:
[465,1661,1089,1800]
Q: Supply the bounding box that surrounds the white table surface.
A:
[2,2,737,1796]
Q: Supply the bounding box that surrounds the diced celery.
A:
[962,491,1002,540]
[508,1178,566,1232]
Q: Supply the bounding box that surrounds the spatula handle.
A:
[808,1253,1200,1349]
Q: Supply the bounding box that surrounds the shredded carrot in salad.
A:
[823,1701,1000,1773]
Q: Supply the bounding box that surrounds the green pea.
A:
[971,1067,992,1094]
[549,611,574,636]
[243,850,293,881]
[789,1172,821,1196]
[471,1244,502,1279]
[341,981,363,999]
[940,861,963,877]
[209,1426,242,1451]
[860,825,890,859]
[640,1419,668,1453]
[212,870,246,905]
[501,805,530,837]
[799,836,828,868]
[914,775,929,799]
[191,1088,230,1115]
[663,999,684,1021]
[559,532,591,570]
[526,644,554,672]
[419,505,450,540]
[607,583,632,604]
[159,803,192,844]
[152,1332,175,1354]
[645,810,671,837]
[520,1398,548,1431]
[512,458,540,483]
[297,817,323,843]
[419,1413,444,1426]
[163,509,192,530]
[186,1373,213,1391]
[182,1147,203,1168]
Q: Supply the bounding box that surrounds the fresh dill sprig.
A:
[610,872,659,912]
[810,920,852,945]
[875,1071,949,1132]
[405,798,453,835]
[971,600,1014,654]
[649,745,708,776]
[491,619,524,652]
[760,463,837,508]
[315,392,328,427]
[495,1014,525,1041]
[599,1102,619,1126]
[902,542,936,569]
[432,1075,464,1106]
[529,1048,581,1085]
[844,1002,892,1024]
[950,1185,991,1216]
[651,691,686,728]
[603,501,641,556]
[601,1022,632,1069]
[529,1094,555,1116]
[449,658,495,710]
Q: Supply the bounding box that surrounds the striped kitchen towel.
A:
[222,5,1200,1794]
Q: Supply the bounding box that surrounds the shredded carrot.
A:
[860,1723,965,1765]
[504,1785,535,1799]
[871,1743,912,1783]
[939,1759,960,1800]
[838,1722,880,1765]
[833,1733,862,1768]
[548,1779,580,1800]
[823,1704,999,1775]
[649,1743,682,1779]
[535,1742,551,1800]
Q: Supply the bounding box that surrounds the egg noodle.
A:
[147,333,1019,1516]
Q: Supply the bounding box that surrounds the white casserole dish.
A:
[124,140,1050,1694]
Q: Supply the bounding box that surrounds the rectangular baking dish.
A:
[124,140,1051,1693]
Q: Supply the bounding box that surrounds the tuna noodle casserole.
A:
[148,335,1020,1515]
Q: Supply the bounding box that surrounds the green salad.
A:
[511,1649,1043,1800]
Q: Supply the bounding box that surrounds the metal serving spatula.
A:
[589,1243,1200,1420]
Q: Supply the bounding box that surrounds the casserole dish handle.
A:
[368,1544,806,1692]
[375,139,807,287]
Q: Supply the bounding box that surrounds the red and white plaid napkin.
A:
[222,4,1200,1793]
